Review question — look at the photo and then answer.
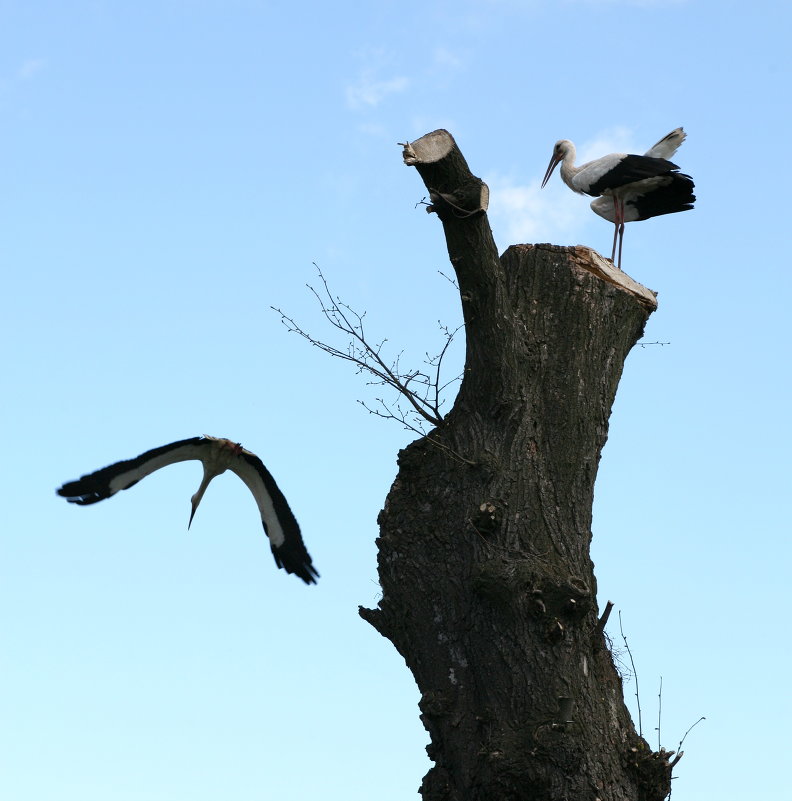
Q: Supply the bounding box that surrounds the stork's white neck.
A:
[558,141,582,193]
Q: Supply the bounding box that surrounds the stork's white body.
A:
[57,435,318,584]
[541,127,695,268]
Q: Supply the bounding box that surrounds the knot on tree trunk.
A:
[623,739,675,801]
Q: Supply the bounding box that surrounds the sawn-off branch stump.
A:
[359,130,673,801]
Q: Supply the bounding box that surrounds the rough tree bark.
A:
[359,130,676,801]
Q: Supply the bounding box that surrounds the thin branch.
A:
[437,269,459,290]
[273,265,464,439]
[604,632,633,684]
[657,676,663,751]
[357,398,474,465]
[667,717,705,798]
[429,323,464,415]
[618,610,642,737]
[676,716,705,758]
[358,397,427,436]
[272,265,450,428]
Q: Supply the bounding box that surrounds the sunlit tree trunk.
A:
[360,130,675,801]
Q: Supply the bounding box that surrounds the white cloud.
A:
[357,121,388,137]
[409,114,460,139]
[18,59,45,80]
[345,72,408,109]
[576,126,636,162]
[486,173,584,247]
[432,46,463,70]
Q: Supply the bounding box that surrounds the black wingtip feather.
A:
[628,173,696,220]
[237,449,319,585]
[272,543,320,585]
[56,478,137,505]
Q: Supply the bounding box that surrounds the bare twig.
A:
[657,676,663,751]
[638,340,671,348]
[358,396,428,437]
[272,265,464,444]
[676,716,705,757]
[667,717,705,798]
[429,323,463,416]
[438,270,459,290]
[604,632,633,683]
[357,396,473,466]
[618,611,642,737]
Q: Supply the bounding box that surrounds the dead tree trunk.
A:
[359,130,674,801]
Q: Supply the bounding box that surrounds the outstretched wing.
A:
[645,127,686,160]
[230,450,319,585]
[57,437,206,505]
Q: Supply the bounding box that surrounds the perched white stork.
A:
[541,128,695,269]
[57,436,318,584]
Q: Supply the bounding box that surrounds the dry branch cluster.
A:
[272,266,462,437]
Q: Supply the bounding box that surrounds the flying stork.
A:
[57,435,318,584]
[541,128,695,269]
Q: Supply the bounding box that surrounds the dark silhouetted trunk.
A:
[360,130,674,801]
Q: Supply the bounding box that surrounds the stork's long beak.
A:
[541,153,561,189]
[188,470,214,529]
[188,497,199,529]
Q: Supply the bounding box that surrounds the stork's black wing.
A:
[57,437,205,504]
[626,173,695,220]
[585,155,681,196]
[231,450,319,585]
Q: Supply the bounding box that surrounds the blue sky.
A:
[2,1,790,799]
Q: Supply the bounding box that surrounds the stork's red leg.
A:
[614,198,625,270]
[610,219,619,262]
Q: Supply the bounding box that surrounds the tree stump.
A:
[360,130,672,801]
